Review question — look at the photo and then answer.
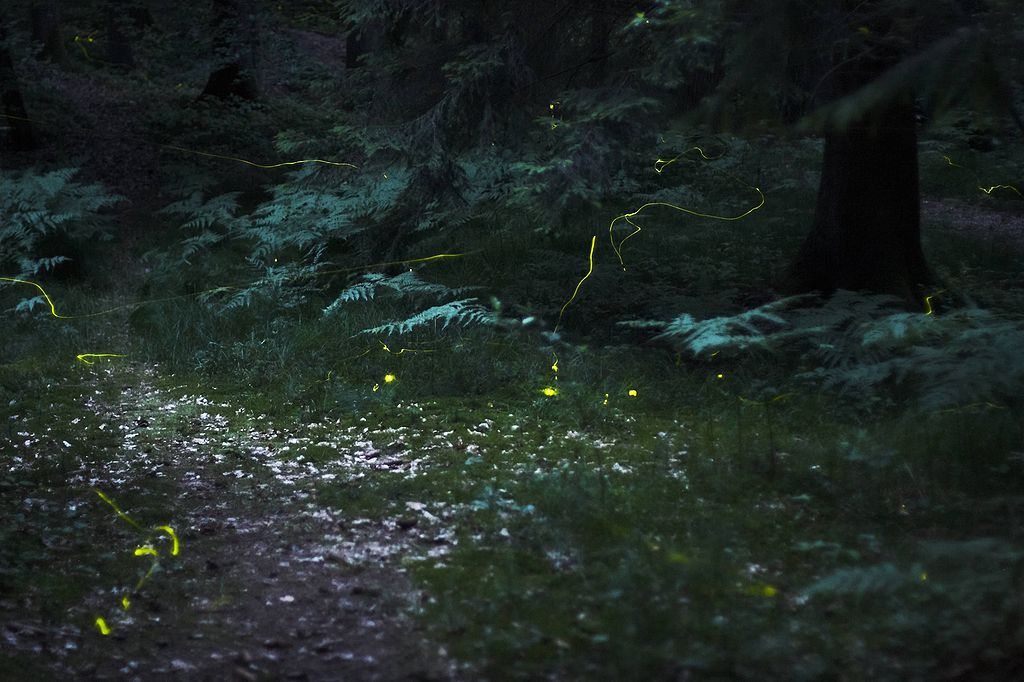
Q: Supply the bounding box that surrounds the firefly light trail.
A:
[93,488,180,635]
[609,186,765,269]
[161,144,357,169]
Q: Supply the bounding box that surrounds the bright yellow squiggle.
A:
[654,146,722,174]
[3,252,471,321]
[93,489,180,635]
[76,353,127,365]
[979,184,1022,197]
[73,33,101,62]
[154,525,180,556]
[161,144,357,169]
[379,340,433,355]
[94,488,147,532]
[608,187,765,269]
[923,289,945,316]
[939,153,1021,198]
[1,277,72,318]
[554,235,596,333]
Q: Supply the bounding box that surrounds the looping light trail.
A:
[93,488,179,635]
[608,187,765,269]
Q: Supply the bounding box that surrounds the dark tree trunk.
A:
[104,0,137,67]
[784,95,933,303]
[30,2,66,63]
[582,0,612,86]
[200,0,258,100]
[782,2,936,308]
[1,18,38,152]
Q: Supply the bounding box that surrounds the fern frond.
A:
[361,298,495,335]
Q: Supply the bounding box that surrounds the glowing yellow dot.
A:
[716,373,724,379]
[628,389,637,397]
[761,585,778,597]
[384,373,396,383]
[542,387,559,396]
[920,572,928,582]
[95,617,111,635]
[602,393,609,405]
[121,595,131,610]
[372,383,380,392]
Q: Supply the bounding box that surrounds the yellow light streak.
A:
[73,33,97,61]
[379,340,432,355]
[94,488,147,532]
[542,387,559,396]
[654,146,722,173]
[939,153,1021,198]
[93,489,179,624]
[1,277,73,319]
[161,144,357,169]
[76,353,127,365]
[95,617,111,635]
[923,289,945,315]
[609,187,765,269]
[555,235,596,332]
[3,252,472,321]
[154,525,180,556]
[979,184,1022,197]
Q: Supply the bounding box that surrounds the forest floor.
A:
[4,199,1024,681]
[2,363,460,681]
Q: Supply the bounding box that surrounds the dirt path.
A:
[2,367,459,681]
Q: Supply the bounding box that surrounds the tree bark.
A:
[1,17,38,152]
[200,0,258,100]
[784,94,934,305]
[104,0,137,67]
[30,2,67,64]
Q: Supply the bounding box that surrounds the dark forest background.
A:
[3,1,1024,679]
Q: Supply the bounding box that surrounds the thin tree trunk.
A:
[104,0,136,67]
[30,2,66,64]
[1,17,38,152]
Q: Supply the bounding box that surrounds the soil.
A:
[1,368,461,681]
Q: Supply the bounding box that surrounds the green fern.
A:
[324,271,473,310]
[630,291,1024,411]
[361,298,495,336]
[0,167,122,279]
